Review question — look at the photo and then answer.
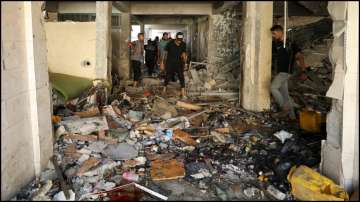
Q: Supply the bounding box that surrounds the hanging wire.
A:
[284,1,287,48]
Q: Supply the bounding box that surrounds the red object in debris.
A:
[95,183,143,201]
[144,90,151,97]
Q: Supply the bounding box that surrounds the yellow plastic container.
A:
[299,110,322,133]
[287,165,349,201]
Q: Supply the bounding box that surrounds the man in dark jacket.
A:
[160,32,188,98]
[270,25,308,119]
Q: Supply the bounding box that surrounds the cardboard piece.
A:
[150,159,185,181]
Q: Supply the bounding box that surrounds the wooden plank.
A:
[173,129,196,145]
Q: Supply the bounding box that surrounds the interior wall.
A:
[1,2,53,200]
[111,28,121,75]
[194,17,209,62]
[207,8,242,91]
[45,22,97,79]
[58,1,120,14]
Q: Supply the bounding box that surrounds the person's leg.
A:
[163,65,174,93]
[279,75,290,108]
[176,65,186,97]
[148,60,154,76]
[280,74,296,119]
[270,73,286,108]
[133,61,141,87]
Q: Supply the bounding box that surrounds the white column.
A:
[241,1,273,111]
[96,1,112,80]
[24,1,53,176]
[119,12,131,79]
[341,1,359,192]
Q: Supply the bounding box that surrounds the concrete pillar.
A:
[95,1,112,81]
[140,23,145,34]
[240,1,273,111]
[207,14,219,75]
[1,1,53,200]
[321,0,347,185]
[341,1,359,192]
[321,1,359,193]
[119,12,131,79]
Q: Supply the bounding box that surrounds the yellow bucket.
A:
[287,165,349,201]
[299,110,322,133]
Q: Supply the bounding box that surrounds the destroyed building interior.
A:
[1,1,359,201]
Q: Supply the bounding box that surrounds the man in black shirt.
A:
[145,39,157,76]
[270,25,307,119]
[160,32,188,98]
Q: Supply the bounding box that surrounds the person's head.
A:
[138,33,144,41]
[175,32,184,44]
[147,39,152,43]
[155,36,159,42]
[270,25,283,41]
[162,32,169,40]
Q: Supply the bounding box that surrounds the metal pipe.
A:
[284,1,287,48]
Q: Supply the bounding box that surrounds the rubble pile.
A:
[12,80,331,201]
[186,58,240,98]
[288,35,333,114]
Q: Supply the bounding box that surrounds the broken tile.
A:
[103,143,138,160]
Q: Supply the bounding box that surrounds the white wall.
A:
[1,1,53,200]
[45,22,98,79]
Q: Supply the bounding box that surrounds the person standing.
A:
[160,32,188,98]
[158,33,170,65]
[158,33,170,79]
[144,38,157,76]
[270,25,307,119]
[128,33,144,87]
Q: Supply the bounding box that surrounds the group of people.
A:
[128,24,307,119]
[128,32,188,98]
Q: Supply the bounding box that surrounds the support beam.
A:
[213,1,241,14]
[95,1,112,80]
[140,23,144,33]
[240,2,273,112]
[140,16,195,25]
[129,2,213,15]
[112,1,129,13]
[341,1,359,192]
[119,12,131,79]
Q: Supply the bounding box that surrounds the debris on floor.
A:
[12,72,340,201]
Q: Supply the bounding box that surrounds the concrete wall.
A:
[45,22,98,79]
[1,1,53,200]
[207,8,242,90]
[321,1,359,194]
[193,17,209,61]
[58,1,120,14]
[129,2,212,15]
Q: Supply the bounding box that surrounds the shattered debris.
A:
[14,67,337,201]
